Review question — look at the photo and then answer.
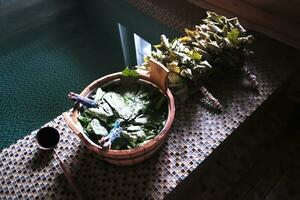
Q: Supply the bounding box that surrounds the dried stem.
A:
[241,66,259,91]
[199,86,223,112]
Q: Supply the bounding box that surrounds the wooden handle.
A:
[149,58,170,92]
[55,152,86,200]
[63,112,80,136]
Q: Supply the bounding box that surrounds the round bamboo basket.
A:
[63,59,175,166]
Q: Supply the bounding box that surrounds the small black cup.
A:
[36,127,60,150]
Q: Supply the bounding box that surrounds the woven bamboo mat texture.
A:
[1,0,300,199]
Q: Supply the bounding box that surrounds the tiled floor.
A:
[167,74,300,199]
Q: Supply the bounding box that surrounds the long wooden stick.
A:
[55,152,86,200]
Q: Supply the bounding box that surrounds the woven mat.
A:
[0,1,299,199]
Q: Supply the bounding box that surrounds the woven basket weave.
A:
[63,59,175,166]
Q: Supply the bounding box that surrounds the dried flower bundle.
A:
[139,11,258,111]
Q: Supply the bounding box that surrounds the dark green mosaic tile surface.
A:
[0,14,125,149]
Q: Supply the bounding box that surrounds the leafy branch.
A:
[138,11,258,111]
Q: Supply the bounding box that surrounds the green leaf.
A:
[78,114,91,128]
[227,28,240,45]
[189,50,202,61]
[90,119,108,136]
[122,67,140,77]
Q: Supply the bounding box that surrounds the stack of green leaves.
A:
[139,11,257,109]
[78,80,168,150]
